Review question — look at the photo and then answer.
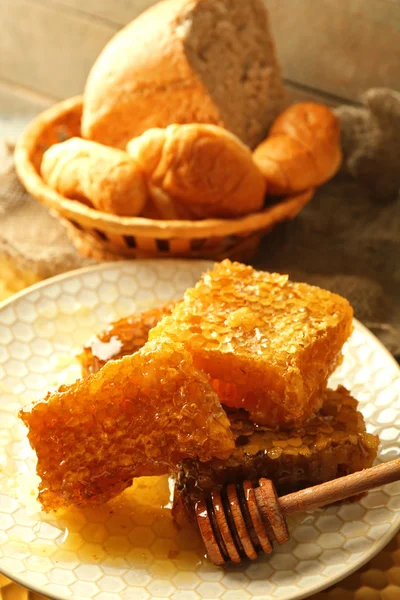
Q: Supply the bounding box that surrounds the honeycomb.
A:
[150,260,354,427]
[19,339,235,512]
[176,386,380,513]
[78,301,177,375]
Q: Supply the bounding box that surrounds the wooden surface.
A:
[0,80,52,138]
[266,0,400,102]
[0,0,399,103]
[0,0,112,99]
[53,0,156,25]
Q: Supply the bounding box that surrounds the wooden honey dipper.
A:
[195,458,400,566]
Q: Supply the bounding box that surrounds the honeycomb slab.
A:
[78,301,177,375]
[176,386,379,512]
[150,260,353,427]
[20,340,234,511]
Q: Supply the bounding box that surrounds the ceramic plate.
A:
[0,260,399,600]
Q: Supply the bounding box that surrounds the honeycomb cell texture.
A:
[78,301,177,375]
[20,340,234,512]
[176,386,380,512]
[150,260,354,427]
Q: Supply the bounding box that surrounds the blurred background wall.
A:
[1,0,399,134]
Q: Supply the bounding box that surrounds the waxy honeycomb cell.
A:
[20,340,234,511]
[150,260,353,427]
[78,301,177,375]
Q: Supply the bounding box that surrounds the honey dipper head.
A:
[196,478,289,566]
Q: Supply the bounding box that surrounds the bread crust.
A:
[127,123,266,219]
[82,0,224,149]
[82,0,283,150]
[41,137,148,216]
[253,103,342,195]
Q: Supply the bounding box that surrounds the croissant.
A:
[126,124,266,220]
[253,103,342,195]
[41,137,148,216]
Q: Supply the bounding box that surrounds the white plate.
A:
[0,260,399,600]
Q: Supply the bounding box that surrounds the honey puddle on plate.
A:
[19,476,206,574]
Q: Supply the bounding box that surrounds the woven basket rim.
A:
[14,95,314,240]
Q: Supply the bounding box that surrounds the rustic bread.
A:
[82,0,284,150]
[253,103,342,195]
[126,123,266,219]
[41,138,147,216]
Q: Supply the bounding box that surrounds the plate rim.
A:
[0,259,399,600]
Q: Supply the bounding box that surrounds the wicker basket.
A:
[14,96,314,262]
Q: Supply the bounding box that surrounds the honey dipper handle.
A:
[279,458,400,516]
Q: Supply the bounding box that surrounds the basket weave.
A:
[14,96,314,261]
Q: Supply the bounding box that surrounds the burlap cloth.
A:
[0,90,399,598]
[0,140,92,301]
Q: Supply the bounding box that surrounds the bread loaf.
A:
[253,103,342,195]
[126,124,266,220]
[41,138,147,216]
[82,0,284,150]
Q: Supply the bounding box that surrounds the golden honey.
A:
[150,260,354,427]
[13,476,206,572]
[20,341,234,511]
[79,302,177,375]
